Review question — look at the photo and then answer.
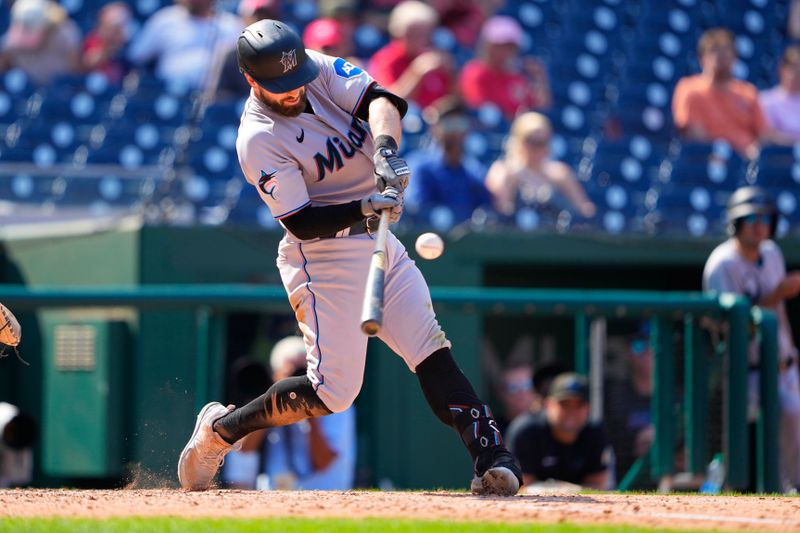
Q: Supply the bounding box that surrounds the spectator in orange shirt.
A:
[368,0,455,110]
[672,28,777,159]
[460,15,551,120]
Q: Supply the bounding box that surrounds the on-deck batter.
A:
[177,19,522,496]
[703,186,800,492]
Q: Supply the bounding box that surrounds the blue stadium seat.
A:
[753,145,797,184]
[37,91,111,124]
[2,69,32,96]
[124,93,192,126]
[662,142,747,187]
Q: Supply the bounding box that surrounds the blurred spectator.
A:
[430,0,492,48]
[368,0,455,110]
[0,402,37,488]
[0,0,82,86]
[495,362,538,433]
[224,336,356,490]
[128,0,243,91]
[262,336,356,490]
[81,2,133,84]
[603,322,654,484]
[459,16,551,120]
[790,0,800,40]
[671,28,785,159]
[404,98,493,226]
[532,361,569,400]
[317,0,359,58]
[303,18,360,66]
[703,186,800,493]
[220,356,272,489]
[485,112,596,219]
[759,45,800,143]
[506,373,612,490]
[207,0,280,100]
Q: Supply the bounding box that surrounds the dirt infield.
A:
[2,489,799,531]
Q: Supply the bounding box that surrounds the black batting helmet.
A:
[237,19,319,93]
[726,186,778,237]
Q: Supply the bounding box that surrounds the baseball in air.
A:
[415,232,444,260]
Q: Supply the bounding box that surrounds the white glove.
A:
[361,189,404,224]
[0,303,21,347]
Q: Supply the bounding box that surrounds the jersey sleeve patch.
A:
[333,57,363,79]
[258,170,279,201]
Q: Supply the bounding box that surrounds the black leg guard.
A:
[213,375,332,444]
[416,348,522,489]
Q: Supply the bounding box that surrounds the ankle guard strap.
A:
[449,404,503,458]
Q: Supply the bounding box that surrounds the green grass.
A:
[0,518,743,533]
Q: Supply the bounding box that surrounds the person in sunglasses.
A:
[703,186,800,493]
[485,112,595,223]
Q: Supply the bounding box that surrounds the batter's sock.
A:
[213,376,332,444]
[416,348,521,481]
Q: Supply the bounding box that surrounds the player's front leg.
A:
[415,347,523,496]
[177,375,331,490]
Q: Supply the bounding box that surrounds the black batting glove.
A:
[373,135,410,193]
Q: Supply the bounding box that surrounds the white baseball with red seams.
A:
[415,232,444,260]
[236,50,451,413]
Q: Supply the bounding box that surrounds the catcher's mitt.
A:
[0,303,21,347]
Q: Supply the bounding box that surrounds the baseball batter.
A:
[178,19,522,496]
[703,186,800,492]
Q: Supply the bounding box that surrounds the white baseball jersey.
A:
[703,238,797,362]
[236,51,451,413]
[237,50,377,233]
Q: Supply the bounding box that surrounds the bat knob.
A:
[361,320,381,336]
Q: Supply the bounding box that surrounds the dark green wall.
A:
[2,226,799,489]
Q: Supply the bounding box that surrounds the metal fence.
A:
[0,285,780,492]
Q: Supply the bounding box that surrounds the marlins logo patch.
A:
[280,49,297,73]
[333,57,363,79]
[259,170,278,200]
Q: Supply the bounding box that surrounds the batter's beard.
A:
[261,92,307,117]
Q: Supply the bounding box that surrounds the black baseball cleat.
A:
[471,446,523,496]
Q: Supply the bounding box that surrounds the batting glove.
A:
[0,303,22,347]
[361,189,404,224]
[373,135,410,193]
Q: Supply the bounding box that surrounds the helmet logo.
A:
[280,49,297,73]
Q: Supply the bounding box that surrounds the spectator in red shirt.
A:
[81,2,133,84]
[303,18,360,67]
[460,15,552,120]
[368,0,455,110]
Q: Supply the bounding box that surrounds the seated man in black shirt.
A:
[506,372,612,490]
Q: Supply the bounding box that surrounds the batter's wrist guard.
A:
[374,135,398,152]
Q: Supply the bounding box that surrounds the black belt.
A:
[320,220,369,239]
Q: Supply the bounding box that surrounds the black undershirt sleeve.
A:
[354,83,409,121]
[280,201,364,240]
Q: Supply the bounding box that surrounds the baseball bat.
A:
[360,192,395,336]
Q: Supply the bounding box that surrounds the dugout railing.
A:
[0,285,780,492]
